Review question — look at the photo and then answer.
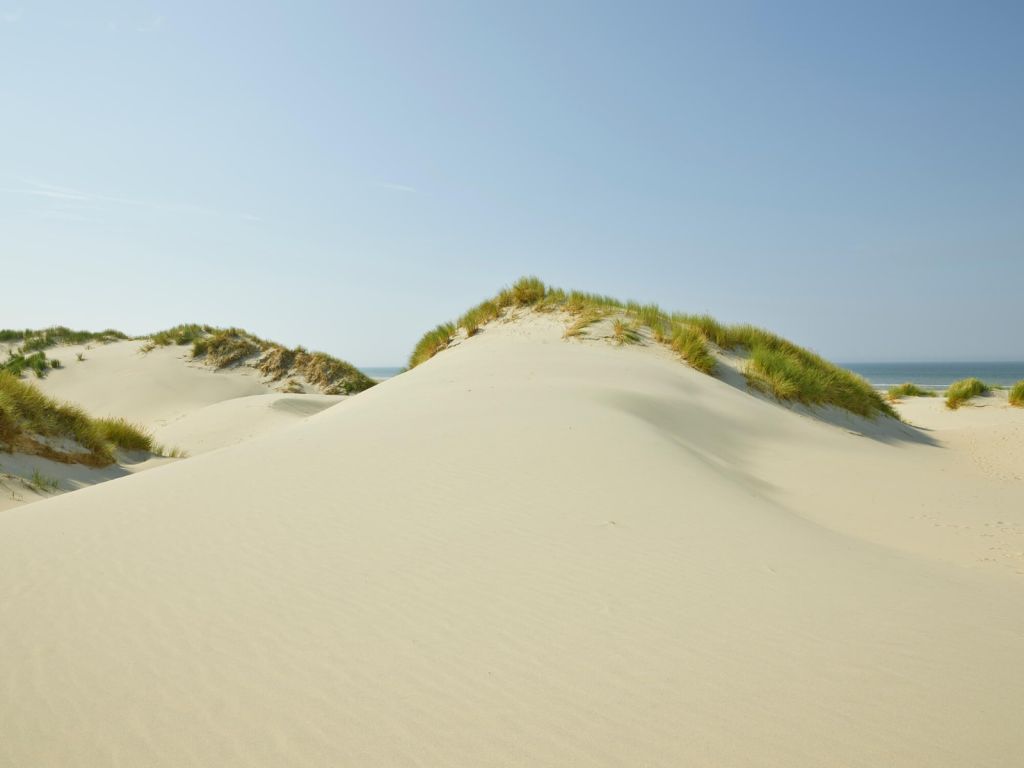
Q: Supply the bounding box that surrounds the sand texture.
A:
[1,314,1022,766]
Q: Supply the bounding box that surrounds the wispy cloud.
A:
[1,8,23,24]
[10,179,260,222]
[375,181,417,193]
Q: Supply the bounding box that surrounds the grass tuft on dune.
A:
[0,372,159,466]
[3,351,51,379]
[409,276,896,419]
[945,378,990,410]
[144,325,376,395]
[0,326,128,353]
[887,382,936,401]
[1010,380,1024,408]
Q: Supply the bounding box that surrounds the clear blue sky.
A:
[2,1,1022,365]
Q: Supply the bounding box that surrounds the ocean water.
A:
[842,362,1024,390]
[359,366,404,382]
[358,363,1024,389]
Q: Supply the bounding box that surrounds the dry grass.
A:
[192,330,261,368]
[564,310,604,339]
[147,325,375,395]
[612,319,642,345]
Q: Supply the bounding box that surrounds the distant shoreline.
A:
[843,361,1024,390]
[357,363,1024,389]
[358,366,403,382]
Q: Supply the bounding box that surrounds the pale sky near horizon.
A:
[2,1,1022,365]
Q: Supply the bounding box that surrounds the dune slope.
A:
[0,313,1021,767]
[1,340,348,508]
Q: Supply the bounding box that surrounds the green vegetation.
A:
[1010,380,1024,407]
[563,310,604,339]
[410,323,458,368]
[28,469,59,493]
[2,351,50,378]
[0,326,127,352]
[192,329,260,368]
[408,276,896,419]
[94,418,155,452]
[1,326,129,379]
[144,325,376,395]
[945,377,990,410]
[0,372,158,466]
[612,319,641,345]
[669,325,717,375]
[887,382,937,401]
[146,323,214,349]
[254,345,374,394]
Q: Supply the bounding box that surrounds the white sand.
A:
[1,340,345,508]
[35,340,276,429]
[1,314,1021,766]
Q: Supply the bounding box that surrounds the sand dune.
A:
[35,339,277,429]
[152,392,342,455]
[1,340,348,508]
[1,312,1021,766]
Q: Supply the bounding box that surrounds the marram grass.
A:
[409,276,896,420]
[1010,380,1024,408]
[0,372,161,466]
[887,382,936,401]
[146,325,376,395]
[945,378,990,410]
[0,326,127,353]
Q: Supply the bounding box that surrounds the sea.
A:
[358,363,1024,390]
[842,362,1024,391]
[359,366,404,382]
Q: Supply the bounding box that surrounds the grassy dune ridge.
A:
[410,277,897,419]
[0,371,162,466]
[146,325,376,395]
[0,326,128,351]
[2,326,127,379]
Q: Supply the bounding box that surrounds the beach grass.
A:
[887,382,937,401]
[409,277,895,419]
[612,319,642,345]
[146,325,376,394]
[410,323,458,368]
[94,417,156,453]
[192,329,261,368]
[28,468,59,493]
[2,351,50,379]
[148,324,215,348]
[670,326,717,375]
[564,310,604,339]
[945,378,990,410]
[1007,380,1024,407]
[0,326,127,353]
[0,371,157,466]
